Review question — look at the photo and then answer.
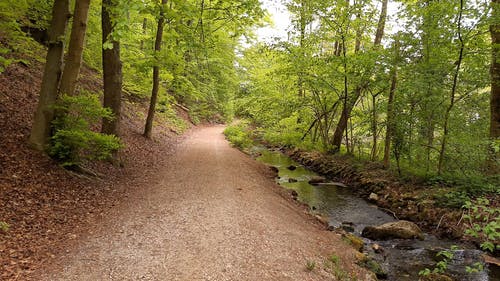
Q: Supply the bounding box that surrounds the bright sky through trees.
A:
[256,0,402,42]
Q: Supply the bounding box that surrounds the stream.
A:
[255,148,499,281]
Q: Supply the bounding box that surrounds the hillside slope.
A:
[0,53,188,280]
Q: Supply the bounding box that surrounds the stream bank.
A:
[253,147,499,281]
[285,149,476,240]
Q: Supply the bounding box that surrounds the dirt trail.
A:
[41,126,369,281]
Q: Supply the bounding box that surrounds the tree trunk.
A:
[101,0,123,136]
[144,0,168,138]
[140,18,147,50]
[383,60,398,168]
[383,36,400,168]
[29,0,70,151]
[488,0,500,171]
[59,0,91,96]
[331,0,388,152]
[374,0,388,47]
[332,34,350,152]
[438,0,464,175]
[371,93,379,161]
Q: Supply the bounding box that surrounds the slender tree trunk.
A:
[59,0,91,96]
[425,118,435,173]
[354,8,362,54]
[408,104,415,164]
[101,0,123,136]
[334,41,341,56]
[488,0,500,172]
[140,18,147,50]
[332,35,350,152]
[383,35,400,168]
[371,93,379,161]
[383,64,397,168]
[438,0,464,175]
[144,0,168,138]
[331,0,388,152]
[297,0,307,97]
[373,0,388,46]
[29,0,70,151]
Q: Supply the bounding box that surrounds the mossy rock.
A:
[342,233,364,252]
[362,220,424,240]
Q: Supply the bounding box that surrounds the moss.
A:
[342,233,364,252]
[355,252,387,279]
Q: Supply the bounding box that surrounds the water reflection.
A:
[256,148,497,281]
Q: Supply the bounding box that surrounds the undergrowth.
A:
[223,121,253,150]
[50,92,123,167]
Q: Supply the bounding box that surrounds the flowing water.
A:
[256,148,499,281]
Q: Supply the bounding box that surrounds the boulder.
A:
[288,178,298,183]
[362,220,424,240]
[287,165,297,170]
[308,175,327,185]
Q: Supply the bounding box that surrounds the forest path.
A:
[42,126,367,281]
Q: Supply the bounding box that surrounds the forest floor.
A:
[37,126,371,281]
[0,57,184,279]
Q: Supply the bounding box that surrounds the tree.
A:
[101,0,123,136]
[29,0,70,150]
[490,0,500,171]
[59,0,91,97]
[144,0,168,138]
[383,36,399,168]
[330,0,388,152]
[437,0,465,175]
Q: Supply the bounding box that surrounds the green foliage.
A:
[433,175,498,208]
[0,46,13,72]
[419,246,458,276]
[79,0,265,124]
[223,121,253,150]
[328,254,340,265]
[49,93,122,166]
[0,0,47,71]
[263,114,315,150]
[463,198,500,253]
[233,0,492,183]
[434,189,471,209]
[0,221,9,232]
[156,95,189,133]
[465,262,484,274]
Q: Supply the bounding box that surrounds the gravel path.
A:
[41,126,370,281]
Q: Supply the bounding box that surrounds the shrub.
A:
[463,198,500,253]
[223,121,253,150]
[49,92,123,167]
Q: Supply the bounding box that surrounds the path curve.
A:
[42,126,369,281]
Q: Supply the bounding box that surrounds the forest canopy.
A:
[234,0,499,181]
